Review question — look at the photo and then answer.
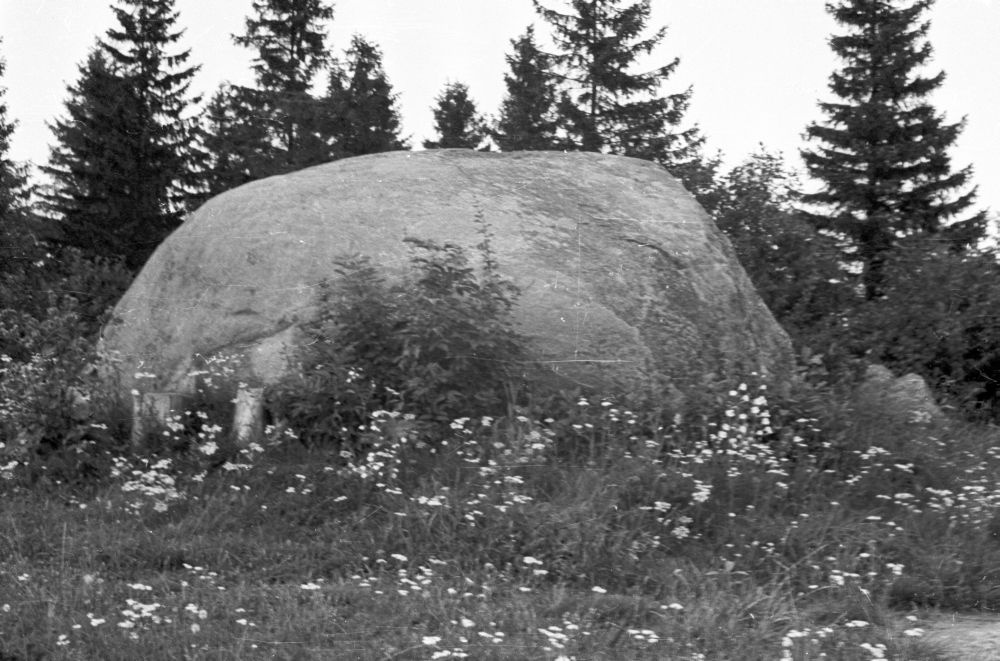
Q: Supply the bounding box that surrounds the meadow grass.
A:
[1,380,996,660]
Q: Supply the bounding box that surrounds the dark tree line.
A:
[27,0,704,273]
[1,39,133,362]
[427,0,702,171]
[33,0,409,270]
[199,3,410,197]
[205,0,408,191]
[493,26,559,151]
[0,45,31,249]
[0,41,39,301]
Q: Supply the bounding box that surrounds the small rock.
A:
[858,364,943,424]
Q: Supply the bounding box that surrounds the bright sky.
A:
[1,0,997,215]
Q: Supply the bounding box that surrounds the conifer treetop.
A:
[326,34,408,157]
[801,0,984,298]
[234,0,335,94]
[494,25,560,151]
[102,0,198,97]
[0,46,30,220]
[41,0,206,270]
[423,82,488,150]
[532,0,700,166]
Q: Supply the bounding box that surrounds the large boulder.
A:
[100,150,794,402]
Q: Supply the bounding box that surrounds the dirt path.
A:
[915,613,1000,660]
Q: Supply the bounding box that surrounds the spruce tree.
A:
[0,45,37,275]
[801,0,984,299]
[494,26,560,151]
[3,46,133,354]
[43,51,148,267]
[0,48,30,229]
[1,46,45,346]
[325,35,408,157]
[533,0,700,166]
[233,0,335,174]
[103,0,204,229]
[423,82,488,150]
[42,0,204,270]
[202,83,275,197]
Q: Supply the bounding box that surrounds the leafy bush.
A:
[268,237,530,448]
[0,246,133,486]
[0,335,127,487]
[828,240,1000,421]
[684,149,853,346]
[686,148,1000,423]
[0,247,131,360]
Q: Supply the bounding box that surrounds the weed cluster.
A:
[2,356,997,659]
[268,238,528,450]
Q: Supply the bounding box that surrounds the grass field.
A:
[2,379,996,660]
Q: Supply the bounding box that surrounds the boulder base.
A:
[100,150,794,401]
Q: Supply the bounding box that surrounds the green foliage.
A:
[0,41,43,308]
[0,248,132,360]
[681,149,853,347]
[692,148,1000,424]
[0,350,127,489]
[0,245,132,486]
[225,0,336,177]
[235,0,334,96]
[269,237,529,447]
[493,26,561,151]
[423,82,489,150]
[1,38,135,483]
[532,0,701,166]
[200,84,276,198]
[206,4,409,191]
[41,1,205,271]
[801,0,985,298]
[710,149,854,342]
[831,241,1000,421]
[666,150,725,208]
[0,42,31,225]
[0,309,126,488]
[325,35,408,157]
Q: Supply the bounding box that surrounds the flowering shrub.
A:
[268,238,529,449]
